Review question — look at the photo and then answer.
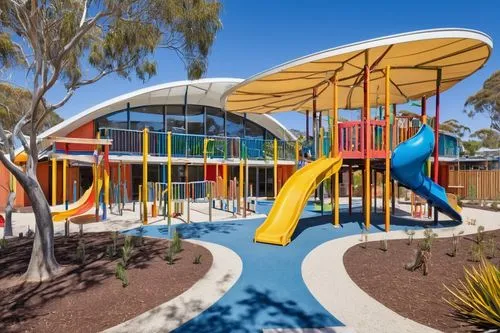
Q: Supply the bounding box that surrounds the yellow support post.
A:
[222,163,228,199]
[167,132,172,226]
[384,66,391,232]
[364,56,371,230]
[239,159,244,214]
[331,74,340,227]
[273,138,278,198]
[63,158,67,209]
[142,128,149,224]
[51,157,57,206]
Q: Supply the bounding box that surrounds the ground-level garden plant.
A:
[444,260,500,329]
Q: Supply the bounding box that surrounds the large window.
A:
[245,120,265,139]
[166,105,185,133]
[130,106,164,131]
[226,112,244,137]
[206,107,224,136]
[96,110,128,129]
[187,105,204,135]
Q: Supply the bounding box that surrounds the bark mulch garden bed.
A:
[344,229,499,332]
[0,231,212,333]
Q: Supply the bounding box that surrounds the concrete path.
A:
[105,240,243,333]
[302,206,500,333]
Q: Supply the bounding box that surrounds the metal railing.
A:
[99,127,295,161]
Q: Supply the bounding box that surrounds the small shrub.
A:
[359,229,368,249]
[491,201,499,211]
[172,229,182,254]
[379,239,388,252]
[405,228,416,245]
[134,226,145,247]
[449,230,465,257]
[76,238,86,265]
[26,226,34,238]
[115,262,129,287]
[470,242,484,262]
[121,236,134,267]
[444,260,500,328]
[0,238,8,250]
[193,254,202,264]
[485,237,496,259]
[164,246,175,265]
[420,229,438,252]
[106,232,119,258]
[476,225,485,244]
[406,229,438,276]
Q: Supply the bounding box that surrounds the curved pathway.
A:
[105,240,242,333]
[302,207,500,333]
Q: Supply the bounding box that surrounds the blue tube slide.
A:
[391,124,462,222]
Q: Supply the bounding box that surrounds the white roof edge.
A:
[221,28,493,108]
[39,77,244,140]
[263,114,297,140]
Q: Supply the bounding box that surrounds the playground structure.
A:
[223,28,492,245]
[1,30,492,246]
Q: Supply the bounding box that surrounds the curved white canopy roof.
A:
[39,78,296,141]
[222,28,493,113]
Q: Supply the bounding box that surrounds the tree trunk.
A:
[23,177,61,282]
[3,190,16,237]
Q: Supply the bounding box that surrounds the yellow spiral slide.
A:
[254,156,343,246]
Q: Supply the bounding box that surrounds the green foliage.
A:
[465,70,500,132]
[405,228,416,245]
[121,236,134,267]
[172,229,182,254]
[470,128,500,149]
[485,237,496,259]
[164,245,175,265]
[444,260,500,328]
[419,229,438,252]
[440,119,471,140]
[0,83,63,134]
[193,254,202,265]
[491,201,499,211]
[0,237,8,250]
[476,226,485,244]
[76,238,86,265]
[462,140,482,156]
[106,231,119,258]
[115,262,129,287]
[450,230,465,257]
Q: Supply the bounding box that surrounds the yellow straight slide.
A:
[254,156,343,246]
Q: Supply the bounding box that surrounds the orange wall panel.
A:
[55,121,96,152]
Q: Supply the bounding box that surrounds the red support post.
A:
[433,69,441,224]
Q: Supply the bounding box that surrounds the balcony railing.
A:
[100,128,295,161]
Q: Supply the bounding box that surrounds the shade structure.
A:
[222,28,493,113]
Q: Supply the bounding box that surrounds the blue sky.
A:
[16,0,500,136]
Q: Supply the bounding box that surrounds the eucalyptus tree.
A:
[465,71,500,132]
[0,0,221,281]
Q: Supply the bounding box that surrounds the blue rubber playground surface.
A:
[124,208,458,333]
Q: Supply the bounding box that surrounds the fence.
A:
[100,127,295,161]
[448,170,500,200]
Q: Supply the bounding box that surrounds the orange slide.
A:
[51,179,102,222]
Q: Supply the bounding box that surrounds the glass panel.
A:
[96,110,128,129]
[206,107,225,136]
[265,130,276,140]
[187,105,204,135]
[130,105,164,131]
[226,112,244,137]
[166,105,186,133]
[245,120,265,139]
